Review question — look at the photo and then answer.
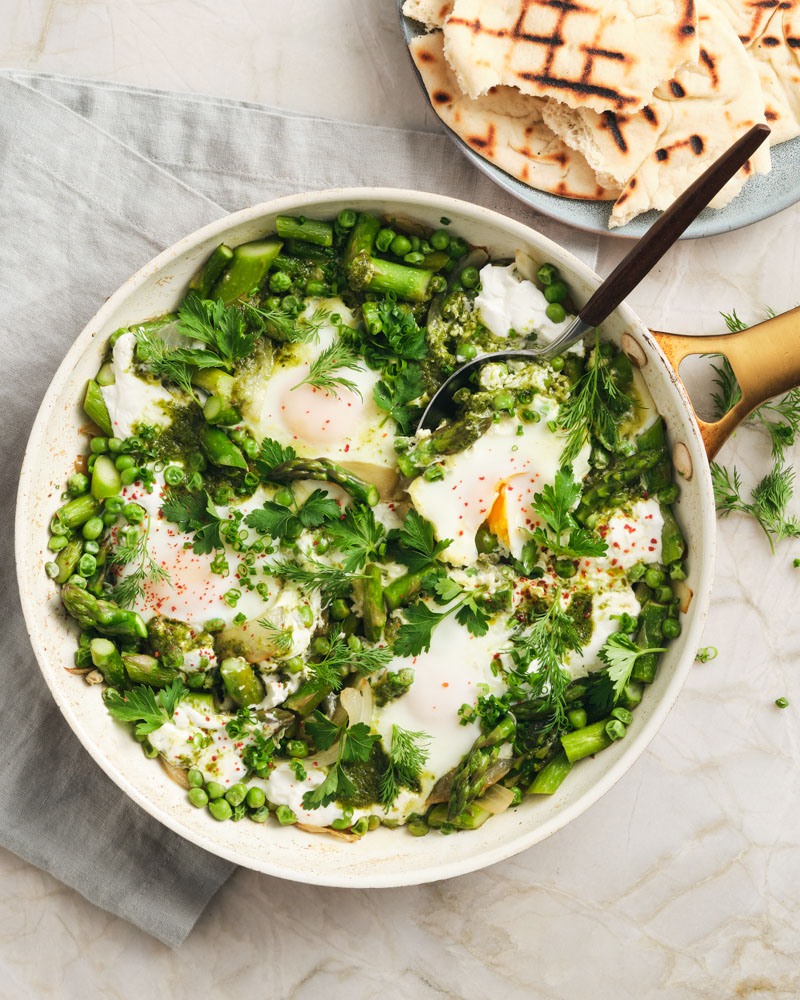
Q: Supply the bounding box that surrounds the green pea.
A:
[206,781,226,800]
[249,806,270,823]
[546,302,567,323]
[286,740,309,759]
[544,280,568,303]
[204,618,226,633]
[242,437,258,460]
[375,228,396,252]
[390,234,412,257]
[298,605,314,628]
[269,270,292,293]
[104,496,124,514]
[121,468,141,486]
[475,524,497,554]
[246,786,266,809]
[347,634,362,652]
[403,251,426,265]
[776,697,790,709]
[628,562,646,582]
[115,454,136,471]
[430,229,450,250]
[520,408,541,423]
[102,511,118,527]
[423,464,444,482]
[550,355,565,372]
[48,535,69,552]
[662,618,682,639]
[187,768,204,788]
[420,240,433,254]
[537,263,558,286]
[430,275,447,293]
[82,516,104,540]
[274,487,294,508]
[311,636,331,656]
[330,599,349,620]
[656,584,674,603]
[315,535,330,554]
[78,553,97,577]
[275,805,297,825]
[87,455,97,473]
[164,465,184,486]
[567,708,588,729]
[187,451,206,471]
[604,720,627,742]
[208,798,233,821]
[305,280,328,296]
[555,558,577,579]
[408,235,421,252]
[44,562,60,579]
[448,237,468,258]
[107,437,123,453]
[458,342,477,360]
[337,208,357,228]
[351,817,369,836]
[90,437,108,454]
[492,389,515,412]
[645,568,665,589]
[123,503,145,524]
[66,473,89,495]
[225,783,248,807]
[460,266,479,288]
[188,787,209,808]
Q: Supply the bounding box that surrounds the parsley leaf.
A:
[360,294,427,365]
[254,437,297,479]
[593,633,667,708]
[531,467,607,559]
[302,718,379,811]
[104,678,187,737]
[305,710,339,750]
[161,490,225,555]
[245,489,340,540]
[393,587,488,658]
[326,503,385,572]
[175,292,257,371]
[342,723,381,763]
[394,509,451,572]
[379,725,431,809]
[373,364,425,435]
[454,594,490,637]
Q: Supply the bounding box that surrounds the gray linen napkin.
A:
[0,71,599,947]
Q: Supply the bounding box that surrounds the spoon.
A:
[417,123,771,432]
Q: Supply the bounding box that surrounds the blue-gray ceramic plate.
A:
[399,3,800,240]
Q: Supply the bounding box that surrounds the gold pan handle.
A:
[652,307,800,461]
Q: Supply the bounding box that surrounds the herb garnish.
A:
[302,715,381,810]
[306,630,393,691]
[373,364,425,434]
[244,488,341,540]
[712,462,800,552]
[174,292,257,371]
[263,558,358,604]
[530,466,607,559]
[326,503,386,572]
[111,517,172,607]
[291,341,363,397]
[104,678,187,736]
[245,303,330,344]
[161,490,226,554]
[379,725,431,809]
[393,587,489,657]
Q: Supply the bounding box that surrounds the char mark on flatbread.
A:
[599,111,629,151]
[699,47,719,85]
[669,80,687,96]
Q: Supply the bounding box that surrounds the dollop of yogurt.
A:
[475,264,573,344]
[100,332,174,439]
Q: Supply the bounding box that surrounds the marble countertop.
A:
[3,1,800,997]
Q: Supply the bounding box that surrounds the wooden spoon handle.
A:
[579,123,771,330]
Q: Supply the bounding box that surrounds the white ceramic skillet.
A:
[16,189,800,887]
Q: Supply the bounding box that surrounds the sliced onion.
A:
[674,580,693,614]
[514,249,538,282]
[478,783,515,815]
[340,687,363,728]
[338,460,400,502]
[311,743,341,767]
[359,680,374,726]
[159,757,190,789]
[296,822,359,842]
[65,666,91,675]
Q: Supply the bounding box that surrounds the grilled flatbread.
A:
[442,0,699,114]
[402,0,454,30]
[714,0,800,144]
[541,0,770,227]
[409,32,620,200]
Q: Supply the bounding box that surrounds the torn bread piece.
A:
[402,0,454,30]
[540,0,770,228]
[442,0,699,114]
[410,31,620,200]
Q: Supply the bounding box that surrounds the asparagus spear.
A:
[372,668,414,706]
[190,244,234,298]
[284,678,331,717]
[447,715,516,821]
[61,583,148,640]
[660,505,686,565]
[56,494,101,529]
[347,254,434,303]
[203,396,242,426]
[407,412,493,468]
[122,653,180,687]
[89,637,127,688]
[54,538,84,584]
[220,656,265,706]
[192,367,235,400]
[342,213,380,265]
[210,238,283,304]
[275,215,333,247]
[83,379,113,436]
[383,568,429,611]
[428,801,492,831]
[201,426,248,469]
[359,563,386,642]
[528,751,572,794]
[560,719,615,763]
[283,239,335,263]
[263,457,379,506]
[632,601,669,683]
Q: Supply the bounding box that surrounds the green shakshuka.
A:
[46,212,687,838]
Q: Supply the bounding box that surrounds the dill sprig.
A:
[558,330,635,465]
[111,517,171,608]
[245,304,330,344]
[379,726,431,809]
[255,618,293,655]
[133,327,198,401]
[264,557,359,605]
[292,341,364,398]
[711,461,800,553]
